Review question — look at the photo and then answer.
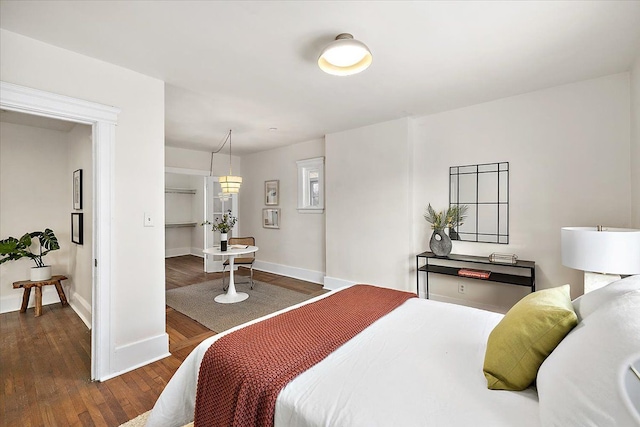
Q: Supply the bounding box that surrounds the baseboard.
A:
[322,276,358,291]
[429,293,507,314]
[190,247,204,258]
[68,291,92,329]
[165,247,192,258]
[253,260,324,285]
[105,333,170,381]
[0,286,66,314]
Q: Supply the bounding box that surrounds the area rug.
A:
[166,279,315,332]
[119,410,193,427]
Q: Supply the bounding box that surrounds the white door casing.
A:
[0,81,120,381]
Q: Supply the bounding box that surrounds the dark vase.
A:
[221,232,228,252]
[430,228,452,257]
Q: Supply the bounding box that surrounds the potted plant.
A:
[0,228,60,281]
[203,212,237,251]
[424,204,468,256]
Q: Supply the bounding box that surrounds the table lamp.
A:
[561,226,640,294]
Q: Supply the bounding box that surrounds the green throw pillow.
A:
[483,284,578,390]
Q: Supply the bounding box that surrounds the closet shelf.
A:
[165,222,198,228]
[165,188,197,194]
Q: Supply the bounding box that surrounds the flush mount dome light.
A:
[318,33,372,76]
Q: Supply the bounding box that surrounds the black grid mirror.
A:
[449,162,509,244]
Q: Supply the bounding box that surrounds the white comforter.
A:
[147,288,540,427]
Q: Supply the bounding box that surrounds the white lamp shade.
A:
[318,33,372,76]
[219,175,242,194]
[561,227,640,275]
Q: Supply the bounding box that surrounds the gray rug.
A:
[166,279,314,332]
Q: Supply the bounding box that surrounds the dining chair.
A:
[222,236,256,290]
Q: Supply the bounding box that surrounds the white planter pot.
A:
[30,266,52,282]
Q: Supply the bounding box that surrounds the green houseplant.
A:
[0,228,60,281]
[202,212,237,251]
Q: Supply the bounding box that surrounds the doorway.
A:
[0,81,119,381]
[163,168,238,277]
[0,110,93,328]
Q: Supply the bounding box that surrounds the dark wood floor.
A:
[0,255,324,426]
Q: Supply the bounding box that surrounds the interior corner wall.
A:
[0,29,168,375]
[325,118,413,292]
[0,122,71,313]
[631,56,640,229]
[412,73,631,306]
[238,139,325,283]
[66,123,93,327]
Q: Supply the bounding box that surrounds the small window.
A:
[297,157,324,213]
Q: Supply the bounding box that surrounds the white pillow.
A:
[572,275,640,321]
[537,289,640,426]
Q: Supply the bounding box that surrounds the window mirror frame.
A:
[449,161,509,244]
[296,156,324,213]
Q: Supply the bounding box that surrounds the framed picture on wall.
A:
[73,169,83,210]
[71,213,83,245]
[263,208,280,229]
[265,180,279,205]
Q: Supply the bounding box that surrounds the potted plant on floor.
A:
[0,229,60,281]
[203,212,237,252]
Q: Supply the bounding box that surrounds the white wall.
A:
[239,139,325,283]
[325,118,413,291]
[413,73,631,307]
[0,29,168,375]
[0,122,71,311]
[66,123,93,327]
[631,56,640,229]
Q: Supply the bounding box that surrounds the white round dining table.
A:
[202,245,259,303]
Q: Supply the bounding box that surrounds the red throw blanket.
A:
[194,284,416,427]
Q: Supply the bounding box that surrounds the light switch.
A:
[144,212,154,227]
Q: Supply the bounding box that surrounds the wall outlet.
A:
[458,283,465,294]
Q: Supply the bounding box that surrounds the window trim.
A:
[296,156,324,213]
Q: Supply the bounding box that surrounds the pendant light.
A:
[218,130,242,194]
[318,33,372,76]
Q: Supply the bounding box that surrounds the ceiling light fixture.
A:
[210,129,242,194]
[318,33,372,76]
[219,130,242,194]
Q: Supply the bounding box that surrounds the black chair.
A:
[222,236,256,290]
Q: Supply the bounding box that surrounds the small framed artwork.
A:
[265,180,279,205]
[263,208,280,229]
[73,169,83,210]
[71,213,83,245]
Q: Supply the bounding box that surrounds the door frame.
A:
[1,81,120,381]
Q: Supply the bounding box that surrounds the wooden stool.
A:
[13,275,69,317]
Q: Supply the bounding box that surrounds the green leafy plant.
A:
[202,212,237,234]
[424,204,468,230]
[0,229,60,267]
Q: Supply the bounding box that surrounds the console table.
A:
[416,252,535,299]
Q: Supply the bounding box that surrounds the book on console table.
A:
[458,269,491,279]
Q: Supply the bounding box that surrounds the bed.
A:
[147,276,640,427]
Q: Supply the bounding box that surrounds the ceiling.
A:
[0,109,77,132]
[1,1,639,155]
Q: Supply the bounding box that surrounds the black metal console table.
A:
[416,251,535,299]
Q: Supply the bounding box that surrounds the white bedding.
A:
[147,288,540,427]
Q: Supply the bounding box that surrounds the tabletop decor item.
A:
[203,212,237,251]
[0,228,60,281]
[424,204,468,256]
[489,253,518,264]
